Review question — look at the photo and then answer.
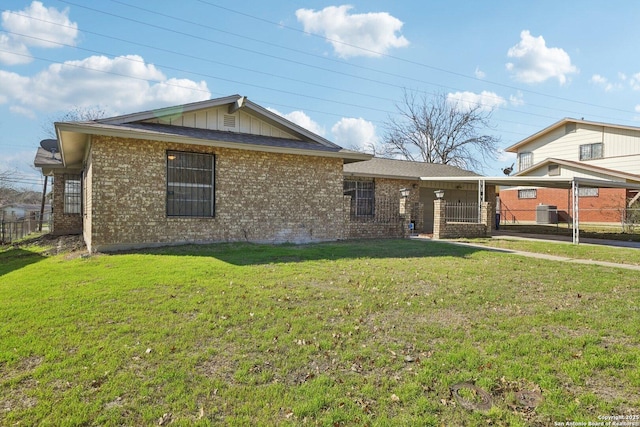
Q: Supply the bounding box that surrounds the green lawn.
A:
[1,238,639,426]
[458,237,640,266]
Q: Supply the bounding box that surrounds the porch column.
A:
[432,199,446,239]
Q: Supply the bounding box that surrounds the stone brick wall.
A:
[87,136,345,252]
[433,200,492,239]
[343,196,407,239]
[51,171,83,235]
[342,178,422,240]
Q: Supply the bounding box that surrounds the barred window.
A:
[167,151,215,217]
[63,174,82,214]
[518,189,537,199]
[344,179,374,216]
[518,152,533,171]
[578,187,599,197]
[579,143,603,161]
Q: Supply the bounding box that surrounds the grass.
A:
[457,237,640,266]
[498,223,640,242]
[1,238,639,426]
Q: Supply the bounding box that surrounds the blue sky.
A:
[2,0,640,190]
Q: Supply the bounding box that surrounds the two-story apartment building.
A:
[499,118,640,224]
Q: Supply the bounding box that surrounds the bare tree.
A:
[381,90,500,172]
[42,105,106,138]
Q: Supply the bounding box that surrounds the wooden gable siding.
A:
[525,162,627,181]
[140,106,299,140]
[520,123,640,175]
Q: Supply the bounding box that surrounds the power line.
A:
[196,0,638,116]
[45,2,637,122]
[1,0,633,151]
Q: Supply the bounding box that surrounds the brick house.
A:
[35,95,371,252]
[343,157,494,235]
[500,118,640,223]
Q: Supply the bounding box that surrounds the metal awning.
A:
[419,176,640,244]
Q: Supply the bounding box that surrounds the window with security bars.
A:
[518,152,533,171]
[63,174,82,214]
[579,143,603,160]
[166,151,215,217]
[578,187,599,197]
[344,179,374,216]
[518,189,537,199]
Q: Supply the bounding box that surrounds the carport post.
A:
[572,179,579,244]
[477,179,485,223]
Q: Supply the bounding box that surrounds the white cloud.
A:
[0,33,32,65]
[630,73,640,90]
[506,30,577,85]
[474,67,486,79]
[636,105,640,113]
[590,74,616,91]
[295,5,409,58]
[0,1,78,65]
[447,91,506,112]
[509,91,525,106]
[331,117,378,151]
[267,108,325,136]
[0,55,210,116]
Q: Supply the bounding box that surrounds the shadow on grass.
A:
[133,238,485,266]
[0,247,46,277]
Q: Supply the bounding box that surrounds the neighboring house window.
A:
[578,187,599,197]
[344,179,374,216]
[518,152,533,170]
[548,164,560,176]
[518,189,537,199]
[579,143,603,161]
[63,174,81,214]
[167,151,215,217]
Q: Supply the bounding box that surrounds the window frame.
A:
[344,179,374,217]
[578,187,599,197]
[579,143,603,161]
[518,152,533,171]
[548,164,560,176]
[166,150,215,218]
[517,188,537,199]
[63,174,82,215]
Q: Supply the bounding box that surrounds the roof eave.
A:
[97,95,244,125]
[55,122,372,162]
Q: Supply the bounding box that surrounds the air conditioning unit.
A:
[536,205,558,224]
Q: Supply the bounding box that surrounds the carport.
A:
[421,176,640,244]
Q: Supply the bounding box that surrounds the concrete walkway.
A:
[493,230,640,249]
[411,233,640,271]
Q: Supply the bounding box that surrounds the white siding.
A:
[519,123,640,175]
[603,128,640,157]
[141,106,300,140]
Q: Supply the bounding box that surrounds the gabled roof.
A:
[36,95,371,172]
[33,147,65,175]
[98,95,341,150]
[515,157,640,182]
[343,157,479,180]
[505,117,640,153]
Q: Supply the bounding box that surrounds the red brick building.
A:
[500,119,640,224]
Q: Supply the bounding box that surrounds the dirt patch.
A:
[8,233,87,257]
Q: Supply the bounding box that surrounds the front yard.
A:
[1,238,638,426]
